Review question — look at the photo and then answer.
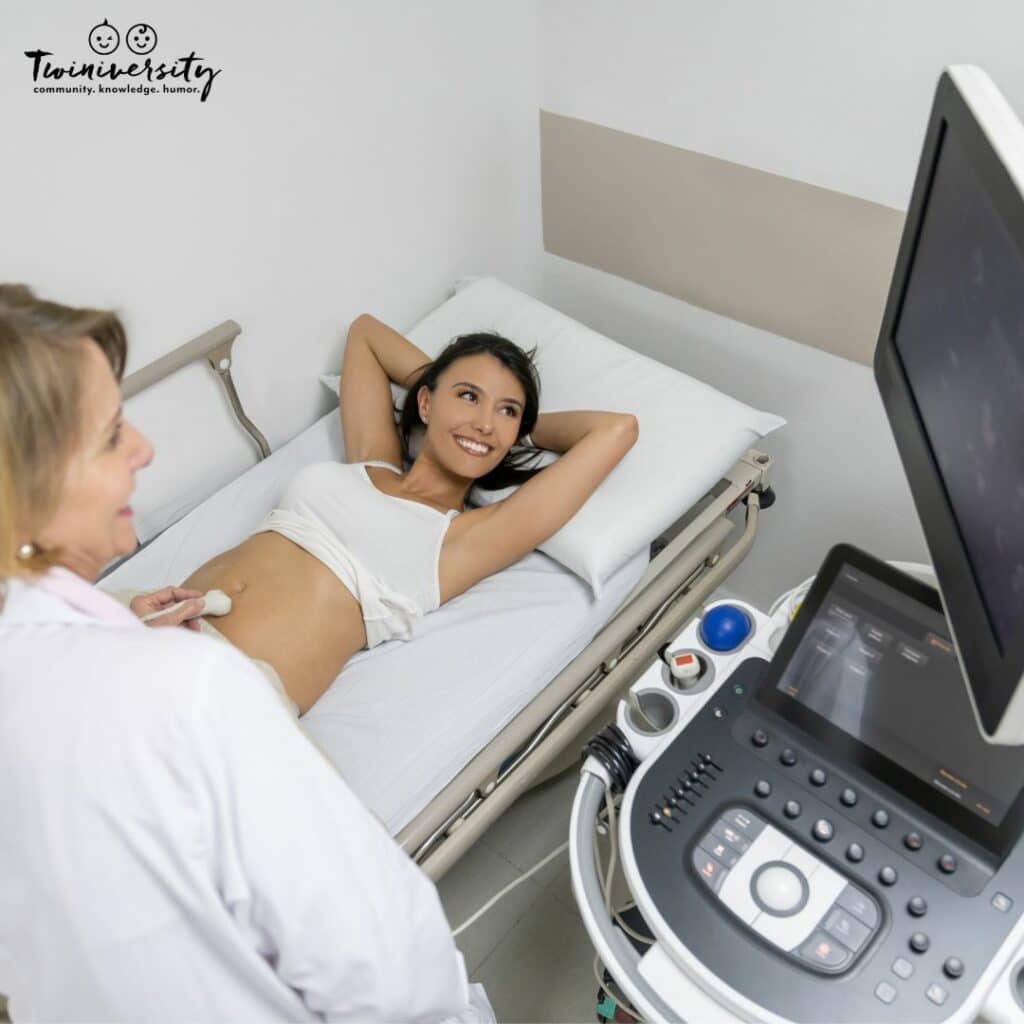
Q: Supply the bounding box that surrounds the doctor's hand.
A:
[130,587,206,631]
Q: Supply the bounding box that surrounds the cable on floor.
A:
[452,840,569,938]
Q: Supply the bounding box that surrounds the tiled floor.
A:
[436,766,607,1023]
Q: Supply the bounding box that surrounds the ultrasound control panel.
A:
[618,548,1024,1021]
[627,658,1024,1020]
[693,806,881,975]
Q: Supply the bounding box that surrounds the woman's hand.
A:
[130,587,205,630]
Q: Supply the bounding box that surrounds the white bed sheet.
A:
[103,412,647,834]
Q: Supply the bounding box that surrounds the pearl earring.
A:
[16,542,37,561]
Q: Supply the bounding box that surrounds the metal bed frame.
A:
[117,319,774,882]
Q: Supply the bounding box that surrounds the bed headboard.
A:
[98,320,271,581]
[122,319,271,460]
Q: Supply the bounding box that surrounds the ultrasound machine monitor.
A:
[575,68,1024,1024]
[874,66,1024,744]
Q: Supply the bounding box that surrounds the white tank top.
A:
[254,461,459,647]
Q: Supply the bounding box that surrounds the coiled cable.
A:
[582,724,640,794]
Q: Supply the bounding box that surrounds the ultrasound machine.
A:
[571,66,1024,1022]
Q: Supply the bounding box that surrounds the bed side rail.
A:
[122,320,271,460]
[398,450,773,878]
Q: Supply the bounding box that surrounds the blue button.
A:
[699,604,753,652]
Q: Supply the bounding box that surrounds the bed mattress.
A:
[103,412,647,833]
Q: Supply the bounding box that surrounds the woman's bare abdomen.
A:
[182,532,367,715]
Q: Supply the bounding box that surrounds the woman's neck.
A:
[401,452,473,511]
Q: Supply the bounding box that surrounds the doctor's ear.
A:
[417,385,430,426]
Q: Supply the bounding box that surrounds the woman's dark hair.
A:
[397,331,544,491]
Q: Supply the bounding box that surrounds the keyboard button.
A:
[752,729,769,747]
[907,896,928,917]
[699,834,740,869]
[780,841,822,881]
[891,957,914,980]
[840,787,858,807]
[810,767,828,787]
[878,865,898,886]
[823,907,871,952]
[722,807,764,840]
[692,849,727,892]
[872,809,890,828]
[754,780,772,799]
[780,748,797,766]
[812,819,834,843]
[712,821,751,854]
[943,957,965,980]
[904,832,923,851]
[846,842,864,863]
[784,800,802,819]
[993,892,1013,913]
[926,983,948,1006]
[874,981,897,1005]
[837,885,880,929]
[910,931,930,954]
[798,932,852,971]
[938,853,958,874]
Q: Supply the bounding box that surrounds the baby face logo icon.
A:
[87,18,119,55]
[125,23,158,55]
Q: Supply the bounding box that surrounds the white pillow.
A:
[324,277,784,596]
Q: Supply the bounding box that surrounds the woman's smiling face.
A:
[35,338,153,579]
[418,353,525,476]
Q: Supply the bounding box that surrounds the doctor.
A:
[0,285,494,1023]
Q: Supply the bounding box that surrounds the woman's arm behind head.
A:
[439,413,638,597]
[528,409,638,455]
[338,314,432,467]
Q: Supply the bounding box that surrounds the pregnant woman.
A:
[182,314,638,714]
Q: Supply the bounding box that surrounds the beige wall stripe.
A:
[540,110,906,365]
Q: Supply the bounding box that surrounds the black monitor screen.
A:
[773,559,1024,829]
[892,125,1024,653]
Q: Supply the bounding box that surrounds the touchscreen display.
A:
[775,562,1024,827]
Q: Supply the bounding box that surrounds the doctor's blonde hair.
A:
[0,285,127,591]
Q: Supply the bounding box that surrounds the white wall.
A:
[540,0,1024,209]
[539,0,1024,607]
[6,1,1019,605]
[2,0,543,538]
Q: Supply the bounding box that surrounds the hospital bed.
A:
[103,279,779,882]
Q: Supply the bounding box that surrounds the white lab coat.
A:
[0,570,494,1023]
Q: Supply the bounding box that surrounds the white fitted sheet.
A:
[104,412,647,833]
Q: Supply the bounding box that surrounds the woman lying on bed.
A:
[179,315,638,715]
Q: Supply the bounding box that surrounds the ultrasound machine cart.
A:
[571,66,1024,1023]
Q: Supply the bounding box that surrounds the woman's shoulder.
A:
[281,460,361,500]
[441,500,502,541]
[290,459,398,481]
